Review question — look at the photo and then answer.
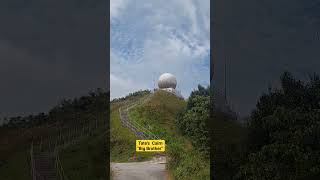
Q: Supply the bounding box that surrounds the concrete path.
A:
[111,156,167,180]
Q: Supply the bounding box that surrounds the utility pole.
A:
[154,75,156,90]
[153,74,157,92]
[224,56,227,105]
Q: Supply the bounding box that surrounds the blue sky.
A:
[110,0,210,99]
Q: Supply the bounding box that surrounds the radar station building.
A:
[156,73,184,99]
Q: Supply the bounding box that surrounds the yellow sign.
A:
[136,140,165,152]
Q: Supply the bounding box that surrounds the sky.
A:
[0,0,107,119]
[1,0,319,119]
[110,0,210,99]
[214,0,320,116]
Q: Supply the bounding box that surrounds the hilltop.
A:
[110,88,210,180]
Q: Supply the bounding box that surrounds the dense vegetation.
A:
[238,72,320,180]
[0,88,108,179]
[212,107,248,180]
[1,88,107,129]
[176,85,210,156]
[214,72,320,180]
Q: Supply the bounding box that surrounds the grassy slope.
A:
[0,150,31,180]
[59,128,107,180]
[0,118,108,180]
[0,125,58,180]
[0,91,108,180]
[0,126,109,180]
[110,94,153,162]
[0,92,150,180]
[128,91,210,180]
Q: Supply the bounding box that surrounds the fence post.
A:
[60,130,62,145]
[40,137,42,152]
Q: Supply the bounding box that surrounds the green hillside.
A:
[129,90,210,180]
[0,89,108,180]
[59,128,108,180]
[111,89,210,180]
[110,90,154,162]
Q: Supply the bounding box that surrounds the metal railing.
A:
[30,143,47,180]
[30,143,35,180]
[118,92,162,141]
[55,152,70,180]
[30,117,107,180]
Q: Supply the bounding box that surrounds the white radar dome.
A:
[158,73,177,89]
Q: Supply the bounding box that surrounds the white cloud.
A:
[110,0,210,99]
[110,0,130,19]
[110,73,148,99]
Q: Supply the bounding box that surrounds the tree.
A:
[176,85,210,155]
[238,72,320,180]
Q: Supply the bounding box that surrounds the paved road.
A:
[111,157,167,180]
